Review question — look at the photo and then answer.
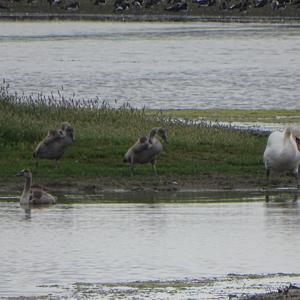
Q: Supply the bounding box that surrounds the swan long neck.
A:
[149,128,158,141]
[283,127,292,145]
[23,175,32,195]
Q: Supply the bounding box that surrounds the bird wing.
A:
[30,187,43,199]
[43,130,64,145]
[30,187,56,204]
[131,140,152,154]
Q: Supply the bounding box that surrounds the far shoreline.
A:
[1,12,300,22]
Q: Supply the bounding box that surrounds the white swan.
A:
[17,169,56,205]
[263,127,300,186]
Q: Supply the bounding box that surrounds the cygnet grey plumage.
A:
[123,127,168,175]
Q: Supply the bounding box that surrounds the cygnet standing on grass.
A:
[123,127,168,175]
[33,122,75,167]
[263,126,300,187]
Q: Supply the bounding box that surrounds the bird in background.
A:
[33,122,75,167]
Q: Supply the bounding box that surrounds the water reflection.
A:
[1,201,300,298]
[23,207,32,220]
[265,190,299,203]
[20,203,58,220]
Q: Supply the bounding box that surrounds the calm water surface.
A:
[1,201,300,298]
[1,22,300,109]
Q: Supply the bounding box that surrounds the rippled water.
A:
[1,22,300,109]
[1,200,300,298]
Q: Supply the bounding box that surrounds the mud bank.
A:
[243,285,300,299]
[2,276,300,300]
[1,174,299,203]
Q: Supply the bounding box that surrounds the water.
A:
[1,200,300,298]
[1,22,300,109]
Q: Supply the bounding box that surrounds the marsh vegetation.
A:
[0,82,271,192]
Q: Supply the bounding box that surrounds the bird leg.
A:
[151,160,157,176]
[295,173,299,190]
[54,159,59,168]
[130,155,135,176]
[290,172,299,201]
[265,169,271,202]
[266,169,270,183]
[130,163,135,176]
[291,170,299,189]
[265,190,270,202]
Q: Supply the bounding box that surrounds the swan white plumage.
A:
[263,127,300,186]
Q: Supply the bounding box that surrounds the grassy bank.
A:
[0,83,292,193]
[158,109,300,123]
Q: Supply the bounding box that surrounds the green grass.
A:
[0,82,268,188]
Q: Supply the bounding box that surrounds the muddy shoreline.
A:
[243,285,300,299]
[1,280,300,300]
[1,173,299,202]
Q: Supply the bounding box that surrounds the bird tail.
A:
[123,150,131,163]
[33,148,40,158]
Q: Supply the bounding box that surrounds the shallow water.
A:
[1,22,300,109]
[1,200,300,298]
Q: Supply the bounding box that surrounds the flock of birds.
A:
[17,121,300,206]
[1,0,300,12]
[53,0,300,12]
[17,123,168,205]
[111,0,300,13]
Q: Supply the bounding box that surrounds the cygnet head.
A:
[16,169,31,178]
[157,128,168,143]
[61,122,75,141]
[61,122,72,131]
